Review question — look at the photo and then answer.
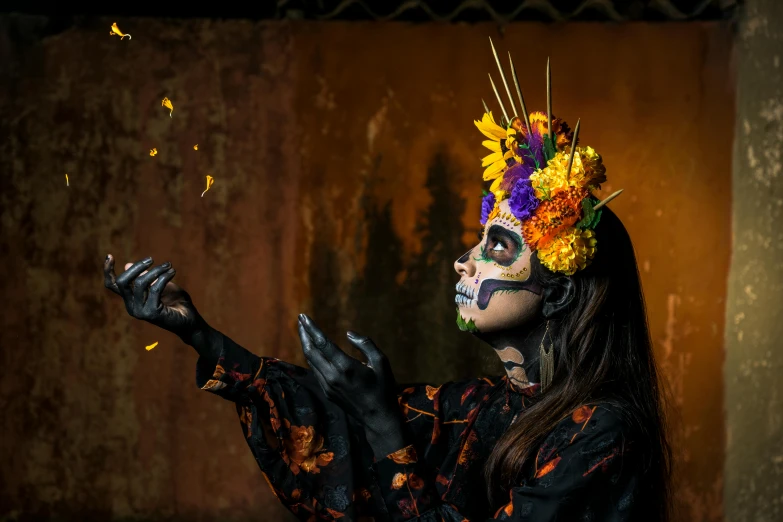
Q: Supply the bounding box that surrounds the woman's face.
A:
[453,199,543,333]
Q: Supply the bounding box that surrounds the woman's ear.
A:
[541,277,576,318]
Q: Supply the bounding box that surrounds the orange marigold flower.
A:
[528,146,606,201]
[425,385,440,400]
[523,111,573,150]
[577,146,606,189]
[522,187,587,250]
[536,227,597,276]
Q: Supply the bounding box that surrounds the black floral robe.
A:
[196,335,646,521]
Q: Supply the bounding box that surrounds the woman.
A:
[102,49,671,521]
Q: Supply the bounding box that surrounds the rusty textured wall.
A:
[725,0,783,520]
[0,17,733,521]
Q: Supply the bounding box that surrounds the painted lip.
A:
[455,281,476,307]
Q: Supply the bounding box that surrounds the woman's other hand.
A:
[297,314,405,458]
[103,254,203,342]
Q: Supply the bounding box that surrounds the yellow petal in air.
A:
[110,22,131,40]
[145,341,159,351]
[193,144,198,150]
[162,97,173,117]
[65,174,69,186]
[150,148,157,156]
[201,175,214,197]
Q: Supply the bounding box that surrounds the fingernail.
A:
[298,314,306,324]
[162,262,171,268]
[346,331,359,340]
[143,257,153,263]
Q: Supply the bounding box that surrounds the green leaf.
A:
[456,309,480,333]
[590,209,603,229]
[534,179,552,201]
[576,198,596,229]
[482,189,489,197]
[543,134,557,162]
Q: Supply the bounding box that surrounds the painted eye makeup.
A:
[482,225,524,266]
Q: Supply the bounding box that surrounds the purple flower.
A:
[499,162,535,193]
[480,192,496,225]
[508,179,539,221]
[524,131,546,170]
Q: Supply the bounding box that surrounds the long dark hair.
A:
[484,208,672,520]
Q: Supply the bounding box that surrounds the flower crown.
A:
[475,40,623,276]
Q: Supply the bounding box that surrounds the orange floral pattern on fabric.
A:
[535,455,562,479]
[391,472,407,490]
[572,404,595,424]
[281,420,335,475]
[199,339,638,521]
[387,445,418,465]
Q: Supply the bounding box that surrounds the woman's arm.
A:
[102,257,387,519]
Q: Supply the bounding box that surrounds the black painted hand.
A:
[103,255,203,341]
[298,314,405,457]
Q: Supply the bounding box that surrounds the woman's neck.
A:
[477,321,548,388]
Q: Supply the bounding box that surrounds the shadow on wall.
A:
[310,150,500,384]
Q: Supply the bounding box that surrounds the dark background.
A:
[4,1,781,521]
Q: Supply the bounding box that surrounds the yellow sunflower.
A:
[475,111,517,182]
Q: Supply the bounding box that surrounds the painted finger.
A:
[146,268,176,310]
[308,358,334,397]
[116,257,153,296]
[103,255,121,295]
[125,262,166,290]
[299,314,353,368]
[298,322,332,373]
[133,263,171,304]
[346,332,386,370]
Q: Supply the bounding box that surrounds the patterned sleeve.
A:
[195,333,387,520]
[372,405,640,521]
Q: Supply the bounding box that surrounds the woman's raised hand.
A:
[103,255,202,341]
[297,314,406,458]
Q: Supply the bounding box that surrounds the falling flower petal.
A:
[109,22,131,40]
[201,175,214,197]
[65,174,69,186]
[149,148,157,157]
[145,341,159,351]
[193,144,198,150]
[162,97,173,118]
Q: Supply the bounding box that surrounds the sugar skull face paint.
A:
[454,199,543,333]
